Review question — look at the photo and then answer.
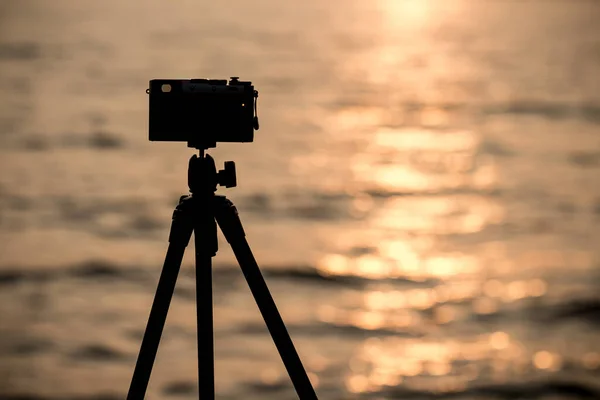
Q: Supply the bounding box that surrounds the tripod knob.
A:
[218,161,237,188]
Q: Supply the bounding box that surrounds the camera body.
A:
[148,77,258,148]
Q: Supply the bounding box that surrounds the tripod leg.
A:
[214,196,318,400]
[193,200,218,400]
[127,197,194,400]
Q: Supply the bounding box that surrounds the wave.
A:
[330,99,600,125]
[483,101,600,124]
[0,187,502,232]
[0,395,122,400]
[262,267,369,287]
[550,298,600,325]
[2,380,598,400]
[379,379,600,399]
[233,320,422,339]
[0,261,148,285]
[0,42,40,61]
[67,344,129,362]
[364,187,503,199]
[568,151,600,168]
[1,260,598,326]
[0,260,438,289]
[381,100,600,125]
[7,131,125,152]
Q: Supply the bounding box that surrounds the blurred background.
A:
[1,0,599,399]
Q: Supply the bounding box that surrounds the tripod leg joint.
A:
[168,195,195,245]
[214,196,246,242]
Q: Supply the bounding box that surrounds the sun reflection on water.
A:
[317,248,485,281]
[307,2,598,396]
[582,352,600,370]
[342,331,573,395]
[380,0,432,29]
[373,128,479,151]
[369,196,505,234]
[352,126,488,193]
[533,351,561,371]
[318,262,582,397]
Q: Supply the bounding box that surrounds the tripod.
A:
[126,151,318,400]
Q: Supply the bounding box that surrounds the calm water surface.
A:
[1,0,599,399]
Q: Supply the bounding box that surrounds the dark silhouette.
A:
[126,111,318,399]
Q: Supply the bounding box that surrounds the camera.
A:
[148,77,259,148]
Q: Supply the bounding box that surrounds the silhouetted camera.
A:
[148,77,259,148]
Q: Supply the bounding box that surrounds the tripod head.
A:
[188,152,236,194]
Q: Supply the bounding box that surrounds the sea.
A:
[0,0,599,399]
